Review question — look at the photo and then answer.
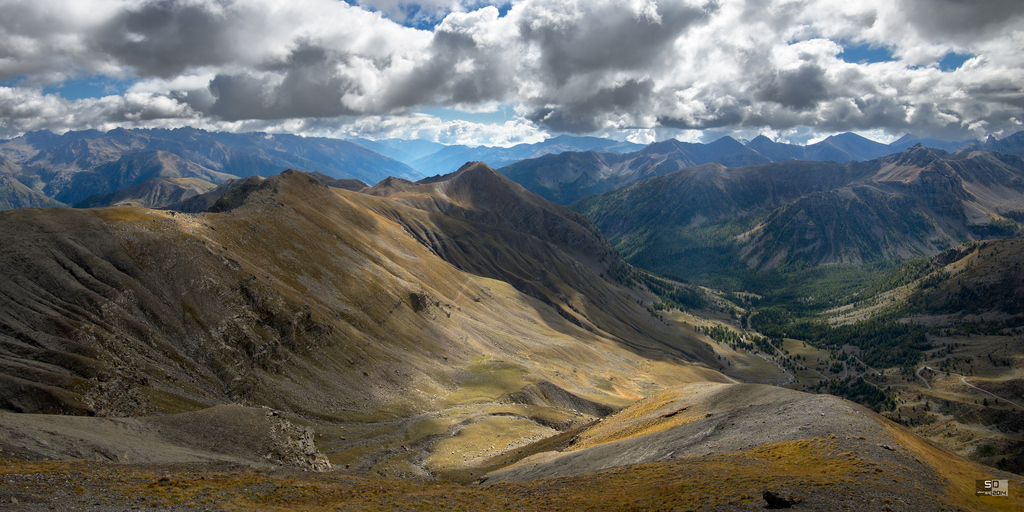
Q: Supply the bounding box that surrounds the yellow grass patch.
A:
[0,437,876,511]
[880,420,1024,511]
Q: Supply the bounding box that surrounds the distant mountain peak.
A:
[823,132,870,143]
[709,135,741,145]
[453,160,497,175]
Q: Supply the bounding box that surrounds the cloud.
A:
[381,8,516,109]
[897,0,1024,40]
[350,0,504,27]
[206,46,363,121]
[754,63,832,112]
[529,78,657,132]
[0,0,1021,143]
[0,86,199,137]
[514,0,710,87]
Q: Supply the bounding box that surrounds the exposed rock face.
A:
[151,405,332,471]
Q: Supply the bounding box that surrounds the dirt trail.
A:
[915,366,1024,410]
[954,372,1024,410]
[916,365,932,389]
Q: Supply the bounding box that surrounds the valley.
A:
[5,0,1024,506]
[1,136,1024,509]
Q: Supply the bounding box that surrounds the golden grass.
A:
[879,420,1024,511]
[569,388,703,450]
[443,359,534,406]
[0,437,877,511]
[426,416,557,470]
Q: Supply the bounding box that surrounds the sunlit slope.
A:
[361,162,711,360]
[0,169,722,422]
[487,382,1024,511]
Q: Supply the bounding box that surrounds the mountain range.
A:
[0,160,1021,508]
[498,132,1018,205]
[0,127,420,209]
[3,128,1021,214]
[571,145,1024,292]
[402,134,645,178]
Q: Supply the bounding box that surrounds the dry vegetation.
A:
[3,168,1024,510]
[9,434,1012,511]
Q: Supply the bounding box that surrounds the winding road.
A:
[916,365,1024,410]
[915,365,932,390]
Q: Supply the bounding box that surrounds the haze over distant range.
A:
[1,0,1022,147]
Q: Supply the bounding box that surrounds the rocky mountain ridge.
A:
[499,132,1022,206]
[0,127,419,210]
[572,145,1024,284]
[0,165,1021,509]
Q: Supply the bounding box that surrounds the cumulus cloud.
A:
[0,0,1022,143]
[350,0,503,27]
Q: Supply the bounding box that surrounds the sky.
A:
[0,0,1022,146]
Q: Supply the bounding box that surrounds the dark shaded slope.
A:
[41,150,234,206]
[74,177,217,209]
[498,136,772,205]
[0,174,65,210]
[574,146,1024,283]
[572,160,868,273]
[309,171,368,191]
[369,162,619,266]
[959,131,1024,157]
[877,238,1024,325]
[501,151,625,205]
[163,176,265,213]
[498,133,1008,207]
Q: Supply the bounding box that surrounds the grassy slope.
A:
[0,169,731,478]
[5,383,1020,511]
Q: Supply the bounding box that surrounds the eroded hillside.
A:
[0,166,725,477]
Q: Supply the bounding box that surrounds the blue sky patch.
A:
[41,76,137,100]
[839,41,896,64]
[0,76,28,88]
[939,52,974,71]
[419,105,516,124]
